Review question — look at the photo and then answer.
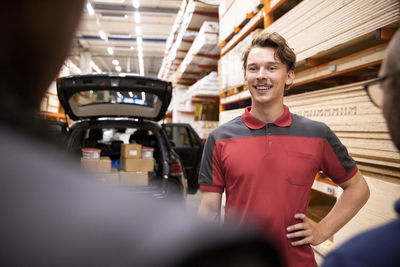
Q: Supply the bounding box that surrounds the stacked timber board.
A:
[265,0,400,62]
[219,0,264,43]
[173,21,219,84]
[160,0,218,81]
[219,29,262,90]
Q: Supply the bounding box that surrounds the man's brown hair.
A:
[242,31,296,72]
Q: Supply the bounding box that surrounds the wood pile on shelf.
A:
[173,21,219,86]
[218,0,264,44]
[266,0,400,62]
[159,0,218,82]
[285,81,400,178]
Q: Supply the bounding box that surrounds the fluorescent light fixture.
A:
[136,26,142,35]
[134,12,140,23]
[115,65,122,72]
[86,2,95,16]
[136,36,142,45]
[99,30,107,40]
[133,0,139,8]
[90,61,102,73]
[107,47,114,55]
[112,59,119,65]
[130,46,134,50]
[100,13,129,20]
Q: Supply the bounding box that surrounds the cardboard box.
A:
[119,171,149,186]
[120,158,154,172]
[121,144,142,159]
[81,156,111,173]
[93,169,119,184]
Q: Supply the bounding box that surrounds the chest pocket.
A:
[285,150,319,187]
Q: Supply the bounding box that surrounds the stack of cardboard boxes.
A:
[120,144,154,186]
[81,156,119,184]
[80,144,155,186]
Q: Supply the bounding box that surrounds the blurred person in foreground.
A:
[0,1,282,266]
[198,31,370,267]
[322,28,400,267]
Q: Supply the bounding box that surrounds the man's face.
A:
[244,47,294,107]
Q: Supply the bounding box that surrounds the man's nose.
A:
[256,67,267,80]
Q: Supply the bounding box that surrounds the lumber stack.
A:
[219,29,262,91]
[266,0,400,62]
[173,21,219,85]
[219,0,263,43]
[285,81,400,177]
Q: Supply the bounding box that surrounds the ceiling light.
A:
[133,0,140,9]
[112,59,119,65]
[115,65,122,72]
[99,30,107,40]
[107,47,114,55]
[86,2,95,16]
[136,26,142,35]
[130,46,134,50]
[134,12,140,23]
[129,91,133,97]
[100,13,129,20]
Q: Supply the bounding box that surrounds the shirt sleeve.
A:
[198,132,225,193]
[321,126,358,184]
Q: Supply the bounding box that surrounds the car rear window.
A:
[72,90,159,108]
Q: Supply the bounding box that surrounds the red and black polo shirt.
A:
[199,105,358,267]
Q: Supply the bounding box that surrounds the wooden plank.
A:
[334,175,400,247]
[220,9,264,57]
[292,43,387,87]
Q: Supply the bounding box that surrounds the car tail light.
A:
[170,160,183,176]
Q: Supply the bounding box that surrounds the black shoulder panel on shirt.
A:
[269,113,327,138]
[211,116,265,141]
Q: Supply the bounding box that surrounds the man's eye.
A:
[268,66,277,71]
[248,67,257,71]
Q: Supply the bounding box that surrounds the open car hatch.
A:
[57,74,172,121]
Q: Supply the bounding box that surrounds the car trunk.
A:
[66,120,172,198]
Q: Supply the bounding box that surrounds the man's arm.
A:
[198,191,223,223]
[287,170,370,246]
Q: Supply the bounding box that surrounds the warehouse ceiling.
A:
[68,0,183,78]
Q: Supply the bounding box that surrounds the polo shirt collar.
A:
[242,105,292,130]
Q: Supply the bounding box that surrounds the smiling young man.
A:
[198,32,370,266]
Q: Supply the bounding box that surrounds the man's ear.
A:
[285,70,295,87]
